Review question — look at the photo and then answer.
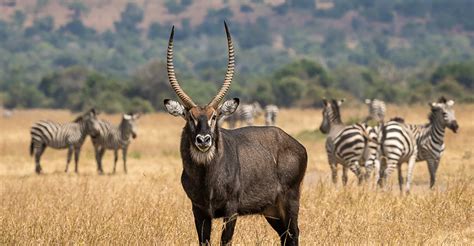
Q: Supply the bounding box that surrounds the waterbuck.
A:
[163,22,307,245]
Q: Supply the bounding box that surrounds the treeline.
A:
[2,59,472,113]
[1,1,474,111]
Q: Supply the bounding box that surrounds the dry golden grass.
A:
[1,105,473,244]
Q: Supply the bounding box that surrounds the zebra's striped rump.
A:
[378,120,418,193]
[321,99,379,185]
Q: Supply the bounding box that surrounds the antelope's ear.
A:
[164,99,185,118]
[218,98,239,116]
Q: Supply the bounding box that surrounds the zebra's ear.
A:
[429,102,440,108]
[446,100,455,107]
[337,99,345,106]
[123,114,132,120]
[132,113,141,120]
[218,98,239,116]
[365,99,371,104]
[164,99,185,118]
[322,98,328,106]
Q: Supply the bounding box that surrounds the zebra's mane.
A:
[390,117,405,123]
[437,96,447,103]
[428,107,442,125]
[330,99,343,124]
[73,108,96,123]
[73,115,84,123]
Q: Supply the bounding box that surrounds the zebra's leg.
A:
[374,159,381,187]
[95,145,105,174]
[112,149,118,174]
[380,158,397,189]
[65,145,73,173]
[397,164,404,193]
[427,160,437,189]
[363,159,375,182]
[122,147,128,174]
[342,165,349,186]
[349,161,363,185]
[329,162,337,184]
[73,146,81,173]
[35,144,46,174]
[406,155,417,194]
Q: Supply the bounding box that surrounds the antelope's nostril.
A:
[196,134,211,145]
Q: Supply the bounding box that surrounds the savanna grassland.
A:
[1,104,473,244]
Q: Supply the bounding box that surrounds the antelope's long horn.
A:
[209,21,235,108]
[167,26,196,109]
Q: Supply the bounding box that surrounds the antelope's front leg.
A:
[192,205,212,245]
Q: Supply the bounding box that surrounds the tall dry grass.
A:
[1,105,473,244]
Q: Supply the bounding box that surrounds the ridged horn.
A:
[209,21,235,108]
[167,26,196,109]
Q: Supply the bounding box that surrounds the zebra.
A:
[378,117,418,193]
[365,98,386,124]
[404,97,458,188]
[264,104,279,126]
[221,101,262,128]
[91,113,140,174]
[29,109,99,174]
[319,99,379,185]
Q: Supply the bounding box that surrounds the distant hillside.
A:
[0,0,284,31]
[1,0,473,110]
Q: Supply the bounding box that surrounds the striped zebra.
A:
[385,97,458,189]
[264,104,279,126]
[378,117,418,193]
[29,109,99,174]
[365,99,386,124]
[320,99,379,185]
[91,113,140,174]
[221,101,262,128]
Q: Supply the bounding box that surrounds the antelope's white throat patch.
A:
[190,145,216,165]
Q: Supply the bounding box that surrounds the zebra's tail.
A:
[377,122,387,186]
[30,140,34,156]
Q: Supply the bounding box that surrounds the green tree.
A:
[114,2,144,35]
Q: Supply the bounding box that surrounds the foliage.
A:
[1,1,474,112]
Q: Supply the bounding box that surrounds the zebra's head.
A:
[122,113,141,139]
[319,99,344,134]
[429,97,459,133]
[75,108,100,137]
[163,22,240,155]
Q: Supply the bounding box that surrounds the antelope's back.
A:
[222,126,307,188]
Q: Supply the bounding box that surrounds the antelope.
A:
[163,22,307,246]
